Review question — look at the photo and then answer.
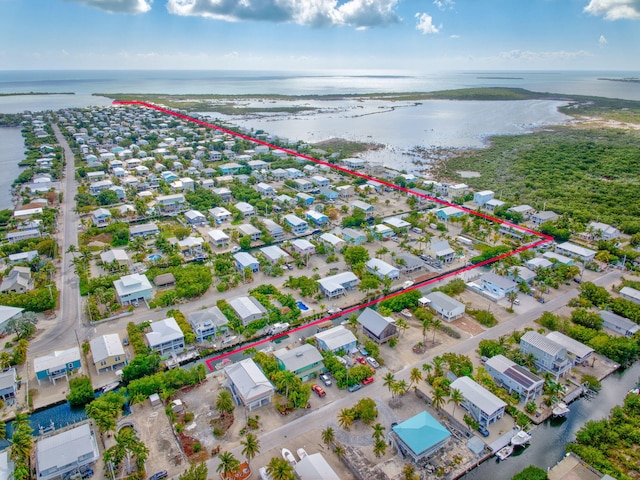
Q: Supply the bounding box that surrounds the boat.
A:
[101,381,121,393]
[495,445,514,461]
[552,402,570,418]
[282,448,297,465]
[510,429,532,446]
[296,448,309,460]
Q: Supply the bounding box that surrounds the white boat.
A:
[510,429,532,446]
[282,448,297,465]
[296,448,308,460]
[496,445,514,461]
[268,322,290,336]
[552,402,570,418]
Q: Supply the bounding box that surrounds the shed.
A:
[149,393,162,407]
[153,273,176,287]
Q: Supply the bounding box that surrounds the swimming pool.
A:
[148,254,162,262]
[297,301,309,311]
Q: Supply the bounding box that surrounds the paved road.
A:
[30,124,83,353]
[205,270,622,472]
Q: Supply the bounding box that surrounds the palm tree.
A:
[421,362,433,378]
[321,427,335,447]
[403,463,418,480]
[431,318,442,343]
[383,372,396,395]
[395,318,408,337]
[371,423,385,441]
[396,379,409,394]
[217,451,241,478]
[337,408,355,431]
[373,438,387,458]
[266,457,295,480]
[432,356,445,377]
[409,367,422,389]
[216,390,235,414]
[421,318,431,344]
[241,433,260,468]
[276,370,298,399]
[0,421,5,440]
[432,388,446,411]
[506,290,518,309]
[333,444,345,458]
[448,388,464,418]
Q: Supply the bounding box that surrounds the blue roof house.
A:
[391,411,451,462]
[306,210,328,226]
[234,252,260,273]
[342,228,367,245]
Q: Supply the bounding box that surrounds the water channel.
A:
[462,361,640,479]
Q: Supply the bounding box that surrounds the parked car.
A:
[149,472,168,480]
[356,356,367,365]
[477,424,490,437]
[319,373,332,387]
[347,382,362,392]
[311,384,326,397]
[367,357,380,369]
[357,345,369,356]
[362,376,375,385]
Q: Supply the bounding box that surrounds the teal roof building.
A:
[391,411,451,462]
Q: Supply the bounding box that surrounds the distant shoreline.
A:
[0,92,75,97]
[598,77,640,84]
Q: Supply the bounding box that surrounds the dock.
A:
[487,427,519,454]
[165,351,200,369]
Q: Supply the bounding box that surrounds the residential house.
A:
[99,249,130,271]
[129,222,159,239]
[271,168,287,180]
[34,347,82,385]
[586,221,620,241]
[508,204,536,220]
[394,252,423,273]
[291,238,316,256]
[546,331,594,366]
[509,265,537,284]
[314,325,357,354]
[294,453,340,480]
[542,251,574,266]
[35,424,99,480]
[479,272,518,299]
[0,368,18,401]
[224,358,275,411]
[306,210,328,226]
[260,246,290,264]
[91,207,112,228]
[156,194,186,215]
[519,331,572,381]
[275,194,294,205]
[555,242,596,263]
[229,296,268,326]
[485,354,544,403]
[485,199,506,212]
[0,267,33,293]
[352,200,374,217]
[335,185,353,198]
[90,333,128,374]
[372,223,394,240]
[234,252,260,273]
[256,182,276,197]
[188,307,230,342]
[235,202,255,217]
[431,240,455,263]
[599,310,640,337]
[294,179,314,192]
[341,227,366,245]
[113,273,153,306]
[357,307,398,344]
[318,271,360,297]
[310,175,329,188]
[296,192,314,205]
[238,224,262,242]
[184,209,207,226]
[8,250,38,264]
[473,190,494,206]
[146,317,185,356]
[366,258,400,280]
[219,162,242,174]
[424,291,465,321]
[89,179,113,195]
[317,187,338,200]
[213,187,232,201]
[390,411,451,462]
[263,218,284,241]
[620,286,640,305]
[435,206,466,221]
[320,233,345,251]
[209,206,232,224]
[0,306,23,334]
[285,167,303,179]
[247,159,269,170]
[274,344,325,382]
[531,211,559,226]
[343,158,365,170]
[6,229,41,244]
[384,217,411,232]
[283,214,308,235]
[450,376,507,427]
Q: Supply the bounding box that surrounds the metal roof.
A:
[392,411,451,456]
[224,358,274,402]
[89,334,124,363]
[450,376,507,416]
[546,331,594,359]
[314,325,357,351]
[229,296,267,321]
[294,453,340,480]
[274,344,323,373]
[485,355,543,389]
[357,307,394,337]
[36,424,99,479]
[520,331,565,356]
[146,317,184,347]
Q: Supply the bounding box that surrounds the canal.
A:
[461,361,640,479]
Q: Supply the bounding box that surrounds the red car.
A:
[311,384,326,397]
[356,356,367,365]
[362,376,375,385]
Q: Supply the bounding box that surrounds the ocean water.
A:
[0,127,26,210]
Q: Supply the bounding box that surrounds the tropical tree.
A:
[431,318,442,343]
[371,423,385,441]
[178,462,208,480]
[216,390,235,414]
[337,408,355,431]
[432,388,446,411]
[373,438,387,458]
[266,457,296,480]
[403,463,418,480]
[395,317,409,337]
[409,367,422,389]
[241,433,260,467]
[507,290,519,309]
[276,370,298,398]
[9,413,32,469]
[383,372,396,396]
[0,421,5,439]
[217,451,241,478]
[321,427,335,447]
[448,388,464,418]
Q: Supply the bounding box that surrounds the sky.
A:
[1,0,639,71]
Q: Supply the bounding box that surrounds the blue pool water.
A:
[297,301,309,311]
[148,254,162,262]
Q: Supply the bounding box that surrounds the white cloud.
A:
[65,0,152,14]
[599,34,608,45]
[415,12,440,34]
[450,34,460,39]
[433,0,454,10]
[166,0,400,28]
[499,49,592,62]
[584,0,640,20]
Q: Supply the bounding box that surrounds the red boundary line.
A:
[113,100,553,369]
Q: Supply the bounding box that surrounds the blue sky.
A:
[1,0,639,70]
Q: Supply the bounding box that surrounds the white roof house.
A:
[620,286,640,305]
[424,291,465,321]
[546,331,594,365]
[35,423,99,480]
[113,273,153,305]
[365,258,400,280]
[450,376,506,427]
[0,305,23,333]
[100,248,130,264]
[294,453,340,480]
[207,229,230,245]
[34,347,81,385]
[555,242,596,263]
[314,325,357,353]
[259,245,290,264]
[224,358,275,411]
[145,317,185,355]
[600,310,640,337]
[229,296,268,326]
[319,232,345,249]
[188,307,229,342]
[317,271,360,298]
[89,333,125,364]
[235,202,255,216]
[384,217,411,229]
